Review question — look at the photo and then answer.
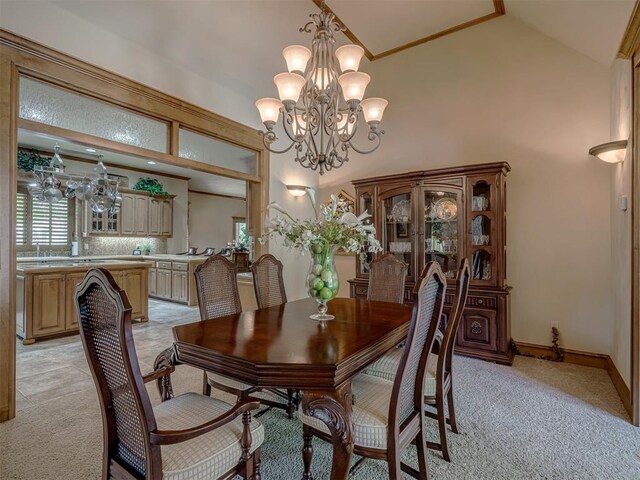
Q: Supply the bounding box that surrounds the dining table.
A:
[171,296,414,480]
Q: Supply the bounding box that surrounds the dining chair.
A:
[250,254,297,416]
[367,253,408,304]
[362,259,471,462]
[251,254,288,309]
[299,262,447,480]
[195,254,297,418]
[75,267,263,480]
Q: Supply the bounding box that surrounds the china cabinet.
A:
[348,162,513,365]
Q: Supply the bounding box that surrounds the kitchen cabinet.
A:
[349,162,513,365]
[85,202,119,235]
[155,267,173,300]
[148,197,173,237]
[149,268,157,296]
[65,272,87,331]
[120,193,149,235]
[83,188,172,238]
[16,262,150,344]
[32,273,66,338]
[148,260,197,305]
[171,270,188,303]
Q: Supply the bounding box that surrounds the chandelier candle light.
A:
[255,7,388,175]
[261,188,382,321]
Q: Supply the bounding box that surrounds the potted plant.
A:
[140,239,152,255]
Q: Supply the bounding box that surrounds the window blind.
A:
[31,197,70,246]
[16,192,26,245]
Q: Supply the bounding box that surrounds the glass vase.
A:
[307,243,340,321]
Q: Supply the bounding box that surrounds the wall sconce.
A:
[286,185,309,197]
[589,140,628,164]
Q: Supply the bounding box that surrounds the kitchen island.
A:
[16,260,151,344]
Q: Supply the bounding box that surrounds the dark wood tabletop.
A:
[172,296,414,480]
[173,297,413,390]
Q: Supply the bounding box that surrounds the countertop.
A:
[17,259,154,274]
[17,254,209,264]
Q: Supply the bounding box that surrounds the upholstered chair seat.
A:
[363,349,440,397]
[156,393,264,480]
[299,373,394,450]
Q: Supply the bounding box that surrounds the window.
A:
[16,186,74,251]
[233,216,247,245]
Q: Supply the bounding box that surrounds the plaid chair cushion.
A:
[363,349,438,397]
[299,374,394,450]
[156,393,264,480]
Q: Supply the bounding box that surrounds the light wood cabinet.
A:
[65,272,87,330]
[32,273,66,338]
[148,197,173,237]
[149,268,157,296]
[134,196,149,235]
[16,264,150,344]
[148,198,161,235]
[83,188,172,238]
[115,268,148,321]
[120,193,149,236]
[171,271,188,303]
[155,269,172,299]
[161,199,172,236]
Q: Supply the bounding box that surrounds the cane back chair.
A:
[367,253,408,304]
[362,259,471,462]
[300,262,447,479]
[75,268,263,480]
[195,254,296,417]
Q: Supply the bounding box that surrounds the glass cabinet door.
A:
[422,188,462,280]
[381,188,414,280]
[357,188,375,275]
[468,176,497,285]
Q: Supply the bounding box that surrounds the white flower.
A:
[338,212,359,225]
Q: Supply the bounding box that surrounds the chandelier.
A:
[255,7,388,175]
[28,145,122,215]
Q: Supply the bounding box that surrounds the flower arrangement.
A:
[260,188,382,255]
[261,188,381,321]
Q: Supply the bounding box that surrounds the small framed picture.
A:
[396,223,408,238]
[132,249,142,256]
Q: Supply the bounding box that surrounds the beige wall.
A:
[610,59,633,387]
[188,192,246,251]
[320,16,613,355]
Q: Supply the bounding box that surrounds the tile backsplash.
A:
[82,236,168,256]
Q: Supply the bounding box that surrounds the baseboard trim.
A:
[606,356,632,418]
[514,341,608,369]
[514,341,632,419]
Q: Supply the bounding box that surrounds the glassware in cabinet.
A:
[380,188,414,280]
[422,188,462,280]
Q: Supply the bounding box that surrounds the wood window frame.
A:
[232,216,247,243]
[0,29,270,421]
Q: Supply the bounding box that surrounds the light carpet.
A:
[2,299,640,479]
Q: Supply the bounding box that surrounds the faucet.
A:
[35,242,40,258]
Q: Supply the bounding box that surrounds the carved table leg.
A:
[301,382,354,480]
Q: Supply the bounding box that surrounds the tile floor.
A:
[15,298,201,410]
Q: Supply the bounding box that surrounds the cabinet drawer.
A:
[156,261,172,269]
[445,293,496,309]
[354,285,368,298]
[172,262,188,272]
[456,308,497,352]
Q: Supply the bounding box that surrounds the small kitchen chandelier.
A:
[255,6,388,175]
